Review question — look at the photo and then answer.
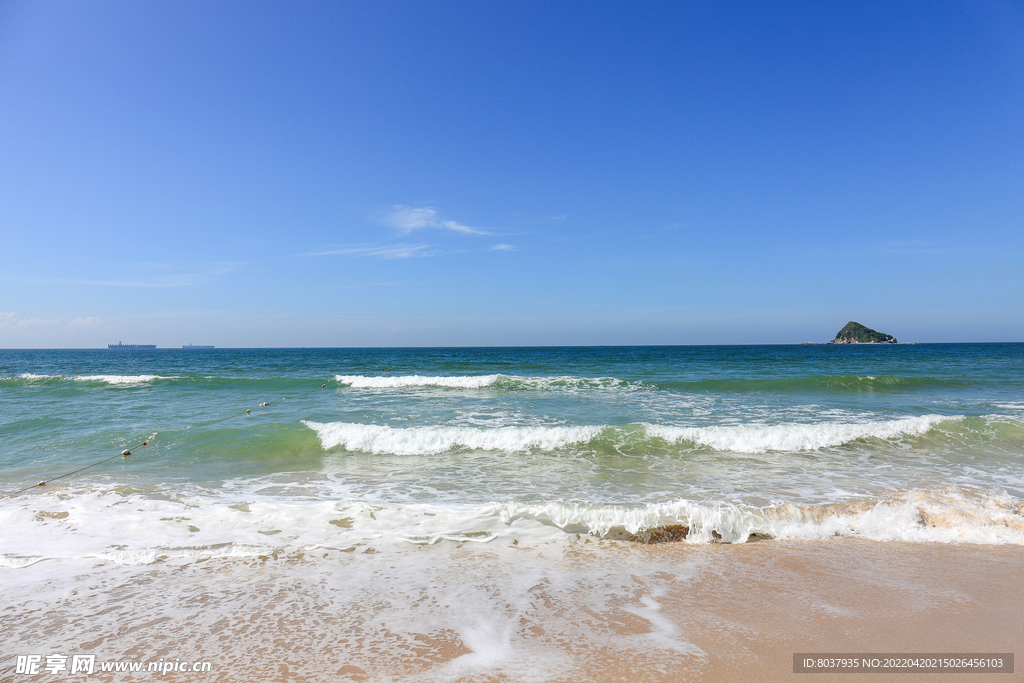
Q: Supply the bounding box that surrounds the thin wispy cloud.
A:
[20,263,245,289]
[69,317,106,328]
[362,244,435,259]
[301,244,436,260]
[388,206,438,232]
[385,205,488,235]
[439,219,484,234]
[491,243,517,251]
[0,312,61,329]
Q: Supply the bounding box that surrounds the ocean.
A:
[2,344,1022,680]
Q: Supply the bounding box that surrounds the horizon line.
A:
[2,341,1022,351]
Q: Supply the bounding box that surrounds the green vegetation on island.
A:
[829,321,897,344]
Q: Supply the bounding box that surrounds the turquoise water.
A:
[1,344,1023,563]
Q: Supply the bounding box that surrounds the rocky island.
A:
[829,321,897,344]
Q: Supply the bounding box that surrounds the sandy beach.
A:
[4,348,1022,681]
[5,0,1023,678]
[5,538,1020,682]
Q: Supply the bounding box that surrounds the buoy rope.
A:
[4,438,152,497]
[3,380,331,498]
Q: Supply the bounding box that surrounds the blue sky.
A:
[1,1,1022,347]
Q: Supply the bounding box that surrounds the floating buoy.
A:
[7,379,332,499]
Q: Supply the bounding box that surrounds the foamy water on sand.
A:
[1,345,1022,679]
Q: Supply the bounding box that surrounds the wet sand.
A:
[3,539,1020,682]
[612,540,1022,682]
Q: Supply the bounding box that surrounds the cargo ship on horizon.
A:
[107,342,156,349]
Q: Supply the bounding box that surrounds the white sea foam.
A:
[498,490,1024,545]
[336,374,501,388]
[75,374,172,385]
[767,490,1024,544]
[303,415,958,456]
[0,520,700,682]
[334,374,634,391]
[645,415,956,453]
[0,486,547,566]
[9,373,173,385]
[2,485,1021,569]
[498,499,758,543]
[303,421,602,455]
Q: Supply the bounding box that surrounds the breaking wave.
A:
[1,373,175,386]
[330,374,974,395]
[303,421,603,455]
[658,375,971,392]
[335,374,501,389]
[333,374,638,391]
[645,415,956,453]
[498,489,1024,545]
[303,415,958,456]
[3,485,1021,568]
[75,374,173,385]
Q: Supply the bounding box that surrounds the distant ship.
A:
[108,342,156,349]
[182,344,215,349]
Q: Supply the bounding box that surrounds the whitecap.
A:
[302,421,603,455]
[645,415,956,453]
